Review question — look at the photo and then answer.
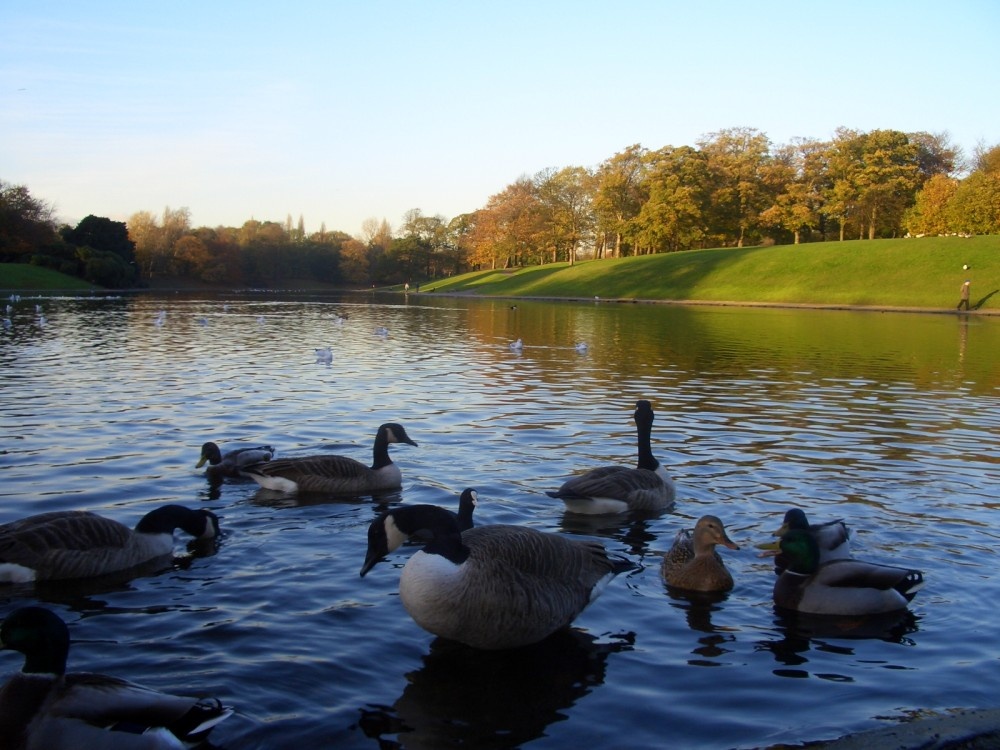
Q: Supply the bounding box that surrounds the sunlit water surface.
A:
[1,292,998,749]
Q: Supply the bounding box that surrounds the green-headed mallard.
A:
[661,515,739,592]
[546,400,676,515]
[196,441,275,481]
[0,505,220,584]
[243,423,416,495]
[771,508,850,573]
[360,495,630,650]
[0,606,232,749]
[773,528,924,615]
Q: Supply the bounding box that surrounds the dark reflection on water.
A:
[1,291,999,749]
[357,629,633,750]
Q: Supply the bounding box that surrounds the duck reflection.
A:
[356,628,633,749]
[664,588,738,666]
[756,609,920,676]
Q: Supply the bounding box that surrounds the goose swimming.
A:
[0,505,220,583]
[546,400,676,514]
[0,606,233,749]
[243,423,417,495]
[361,495,629,649]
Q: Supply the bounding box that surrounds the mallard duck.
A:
[0,505,220,583]
[360,489,478,574]
[243,423,417,495]
[0,606,232,748]
[360,496,629,650]
[661,515,739,592]
[546,400,676,514]
[768,508,851,574]
[196,441,276,480]
[773,528,924,615]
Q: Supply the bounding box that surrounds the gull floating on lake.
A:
[509,338,523,352]
[315,347,333,364]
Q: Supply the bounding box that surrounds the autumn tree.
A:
[948,144,1000,234]
[903,173,960,236]
[534,166,595,264]
[0,180,60,262]
[759,138,828,244]
[698,127,774,247]
[632,145,711,252]
[593,145,648,258]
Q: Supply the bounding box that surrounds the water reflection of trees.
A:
[356,629,633,749]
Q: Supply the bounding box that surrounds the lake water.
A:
[1,291,998,749]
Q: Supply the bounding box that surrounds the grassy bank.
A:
[420,236,999,310]
[0,264,98,292]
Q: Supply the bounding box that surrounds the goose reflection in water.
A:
[356,628,634,749]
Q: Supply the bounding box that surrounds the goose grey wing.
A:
[249,454,368,478]
[0,513,131,560]
[546,466,637,500]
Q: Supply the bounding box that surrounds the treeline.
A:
[2,126,999,289]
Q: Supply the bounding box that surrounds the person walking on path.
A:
[958,279,972,311]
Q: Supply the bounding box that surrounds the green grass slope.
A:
[422,236,999,309]
[0,264,98,291]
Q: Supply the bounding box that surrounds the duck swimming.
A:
[0,606,232,749]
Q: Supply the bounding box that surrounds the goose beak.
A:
[359,552,383,577]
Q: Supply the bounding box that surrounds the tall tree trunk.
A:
[794,229,800,244]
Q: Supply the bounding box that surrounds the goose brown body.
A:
[547,400,675,514]
[362,497,627,650]
[0,506,219,583]
[244,423,416,495]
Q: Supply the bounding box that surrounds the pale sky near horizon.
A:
[2,1,998,238]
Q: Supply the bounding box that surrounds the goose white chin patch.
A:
[0,563,37,583]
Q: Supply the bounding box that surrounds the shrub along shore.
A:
[2,236,997,314]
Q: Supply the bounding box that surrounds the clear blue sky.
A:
[2,1,998,237]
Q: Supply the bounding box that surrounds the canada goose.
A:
[773,529,924,616]
[360,495,629,649]
[243,423,417,495]
[0,606,232,749]
[0,505,220,583]
[196,441,276,480]
[546,400,676,514]
[765,508,851,574]
[360,489,478,574]
[661,515,739,592]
